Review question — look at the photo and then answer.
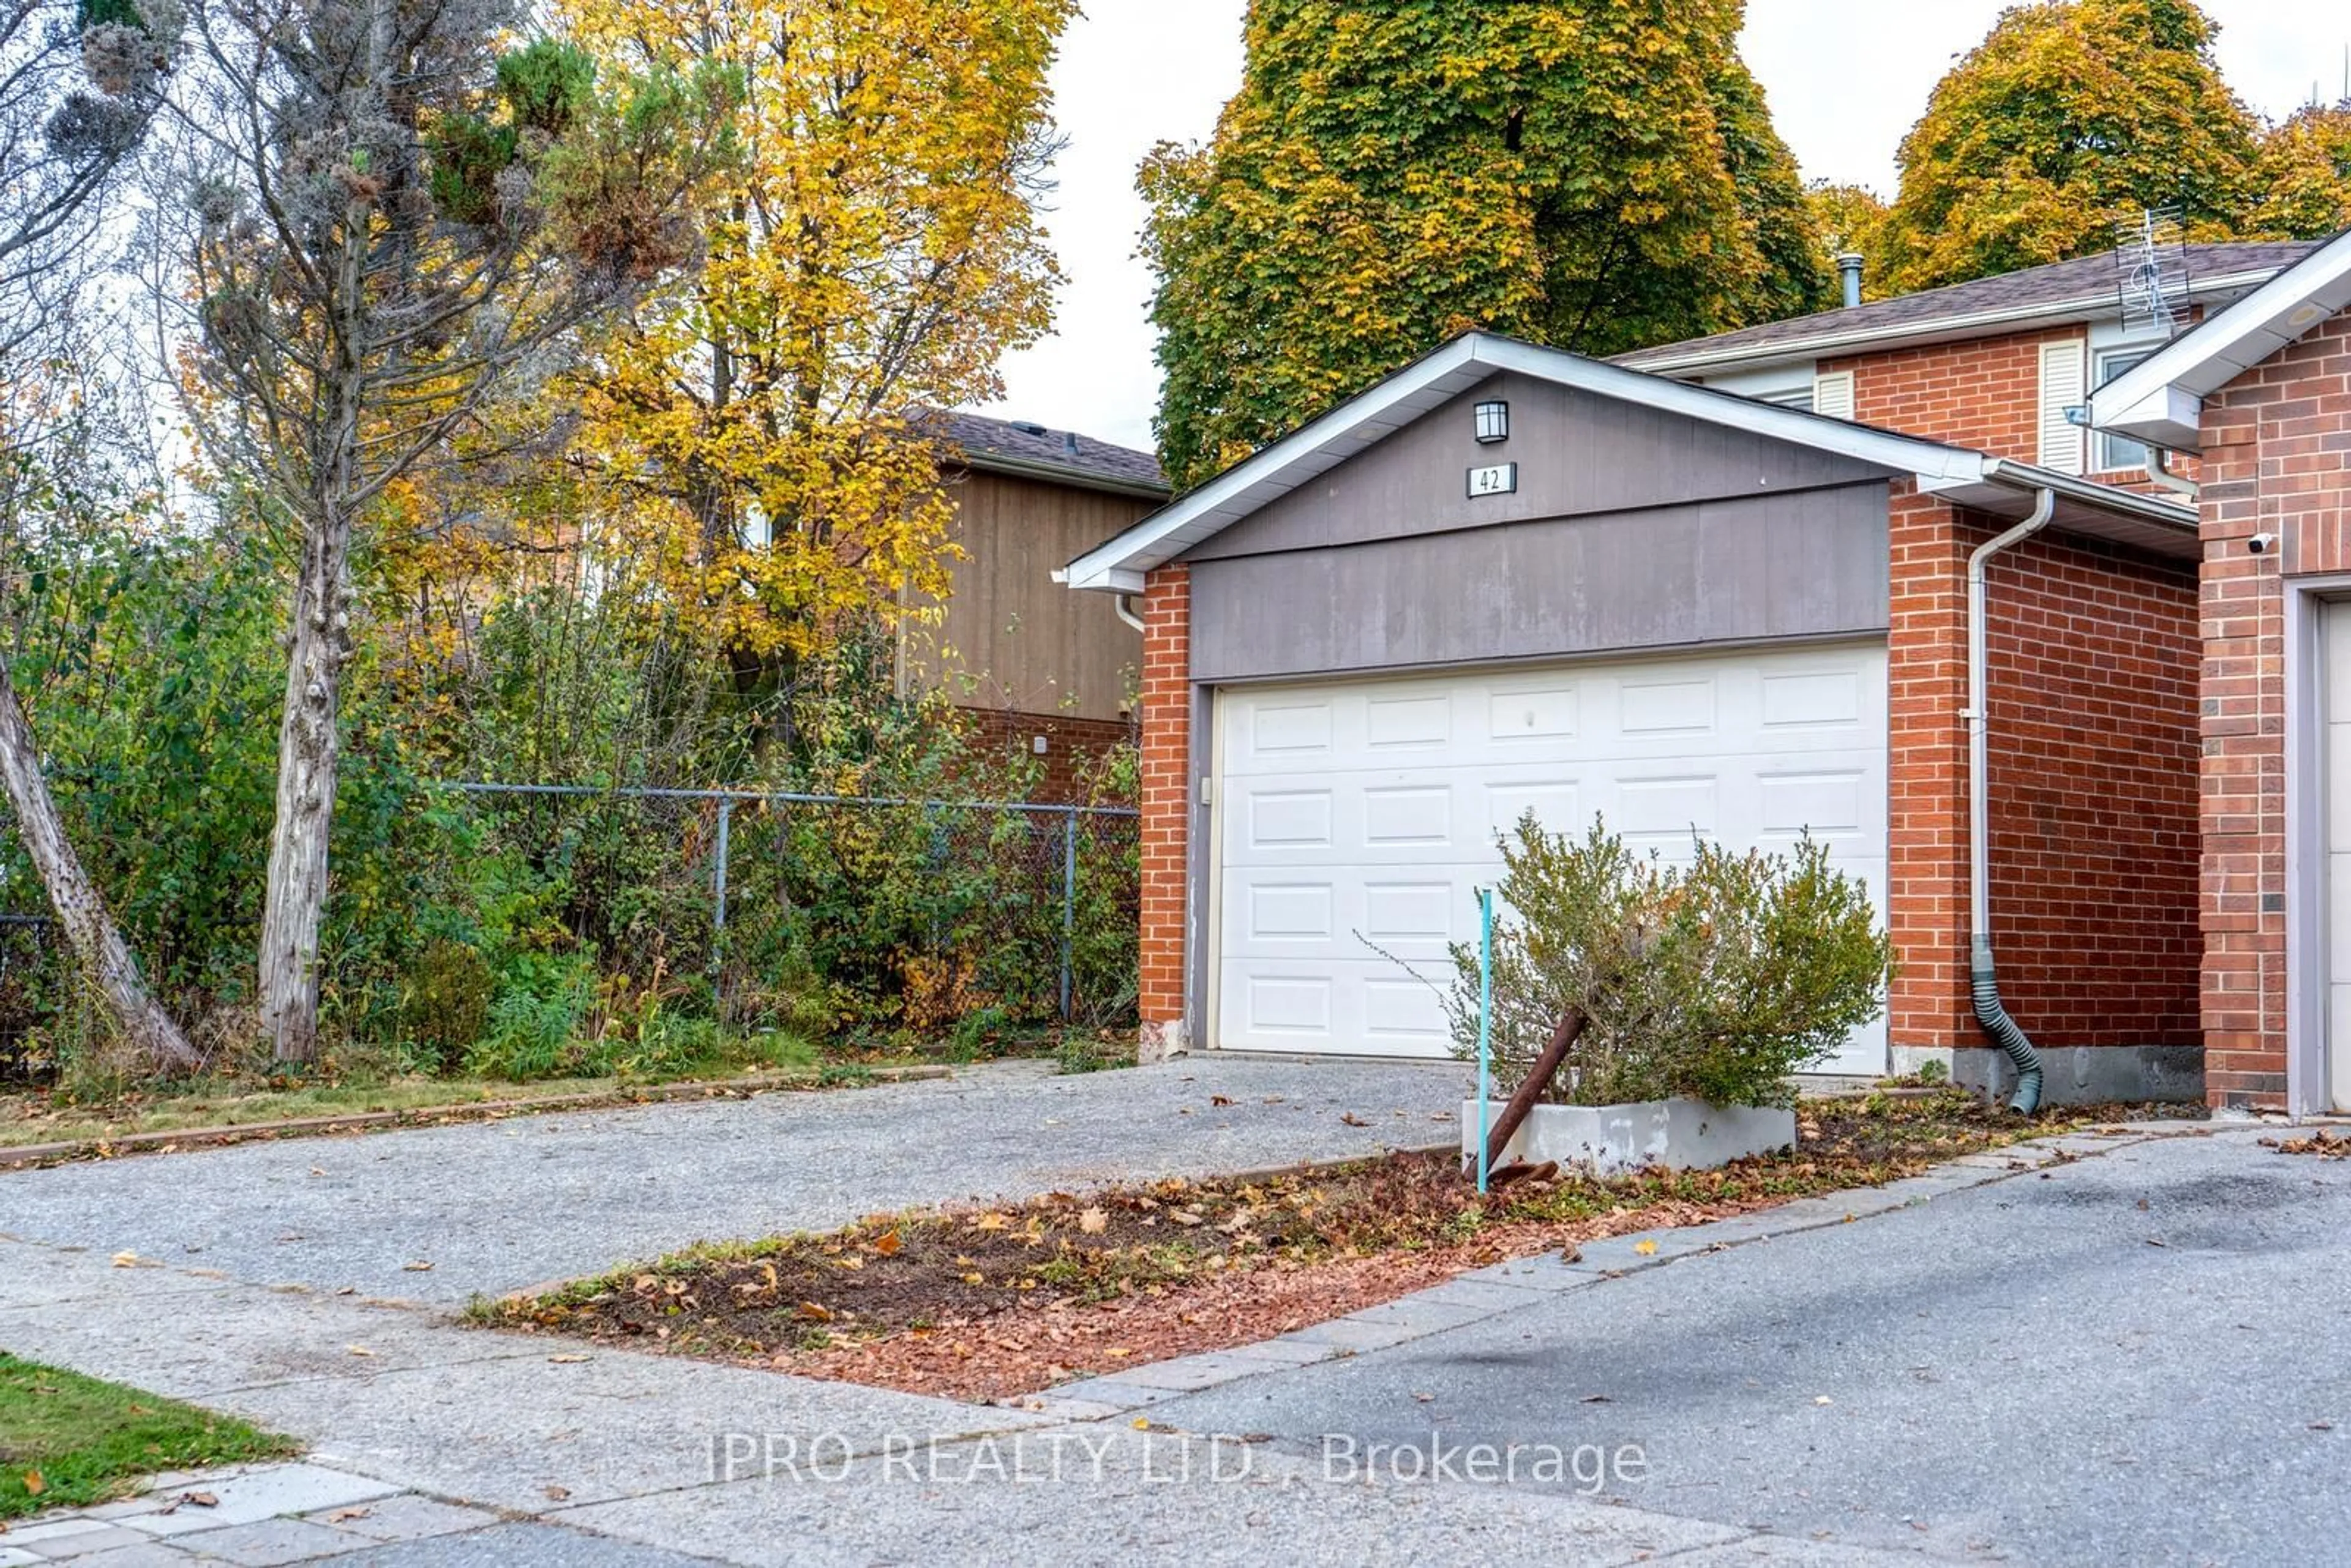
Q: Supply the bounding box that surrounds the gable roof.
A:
[925,410,1169,500]
[2087,227,2351,453]
[1618,242,2318,377]
[1063,332,2198,593]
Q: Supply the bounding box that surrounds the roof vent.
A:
[1010,421,1049,437]
[1062,430,1080,457]
[1836,253,1864,310]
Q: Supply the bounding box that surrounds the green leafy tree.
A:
[2254,100,2351,239]
[1806,181,1889,301]
[1878,0,2262,293]
[1141,0,1833,489]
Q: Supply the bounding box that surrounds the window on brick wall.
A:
[2093,347,2154,474]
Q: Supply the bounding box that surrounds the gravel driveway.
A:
[0,1056,1465,1303]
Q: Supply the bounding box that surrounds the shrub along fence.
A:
[444,782,1142,1041]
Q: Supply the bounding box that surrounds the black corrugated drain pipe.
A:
[1965,487,2055,1114]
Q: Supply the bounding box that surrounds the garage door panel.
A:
[1216,645,1890,1075]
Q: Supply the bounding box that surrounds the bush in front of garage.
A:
[1443,815,1894,1109]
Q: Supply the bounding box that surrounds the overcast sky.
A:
[974,1,2351,452]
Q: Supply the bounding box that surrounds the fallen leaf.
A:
[326,1507,373,1524]
[310,1168,327,1177]
[1633,1239,1659,1256]
[873,1229,902,1258]
[403,1261,435,1272]
[21,1471,41,1496]
[1078,1208,1109,1235]
[347,1345,376,1357]
[1580,1394,1613,1404]
[1210,1095,1233,1108]
[543,1485,570,1502]
[1411,1391,1435,1403]
[1169,1209,1205,1227]
[972,1212,1011,1232]
[960,1272,984,1286]
[1340,1113,1369,1127]
[181,1491,218,1507]
[111,1251,138,1268]
[797,1302,834,1322]
[548,1354,592,1364]
[1131,1416,1150,1430]
[1814,1396,1834,1406]
[2311,1421,2335,1431]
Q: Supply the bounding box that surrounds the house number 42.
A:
[1467,462,1518,498]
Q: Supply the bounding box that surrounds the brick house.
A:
[912,413,1168,796]
[2089,228,2351,1112]
[1065,332,2206,1101]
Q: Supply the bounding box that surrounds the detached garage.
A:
[1067,333,2208,1100]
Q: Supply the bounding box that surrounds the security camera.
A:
[2249,533,2279,555]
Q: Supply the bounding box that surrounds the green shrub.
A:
[1438,816,1893,1109]
[466,951,595,1079]
[399,940,494,1073]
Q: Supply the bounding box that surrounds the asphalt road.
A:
[0,1055,1465,1302]
[1143,1127,2351,1567]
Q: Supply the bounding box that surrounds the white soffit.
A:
[2088,228,2351,454]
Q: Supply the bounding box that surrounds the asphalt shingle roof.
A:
[926,410,1168,494]
[1618,241,2323,367]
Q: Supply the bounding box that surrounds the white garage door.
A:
[1212,643,1889,1075]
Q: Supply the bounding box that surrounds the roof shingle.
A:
[1618,241,2322,369]
[924,410,1168,495]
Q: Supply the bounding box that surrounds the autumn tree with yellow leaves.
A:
[1141,0,1832,491]
[1875,1,2262,293]
[553,0,1073,703]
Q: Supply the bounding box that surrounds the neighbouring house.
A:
[911,413,1169,795]
[1619,241,2318,486]
[2088,226,2351,1114]
[1063,330,2210,1100]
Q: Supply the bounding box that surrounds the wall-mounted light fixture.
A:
[1474,400,1510,445]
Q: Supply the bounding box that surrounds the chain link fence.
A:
[446,783,1142,1033]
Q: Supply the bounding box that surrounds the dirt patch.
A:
[482,1092,2185,1403]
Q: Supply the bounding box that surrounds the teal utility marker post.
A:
[1476,887,1494,1195]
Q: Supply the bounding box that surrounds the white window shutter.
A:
[2038,340,2087,475]
[1813,370,1854,421]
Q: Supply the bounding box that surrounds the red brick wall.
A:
[957,708,1137,805]
[1886,486,2202,1056]
[1136,565,1191,1048]
[1830,326,2197,490]
[2196,310,2351,1107]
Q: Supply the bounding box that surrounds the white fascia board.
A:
[2087,230,2351,454]
[1065,334,1998,592]
[1628,266,2293,378]
[1062,336,1488,591]
[2093,383,2205,454]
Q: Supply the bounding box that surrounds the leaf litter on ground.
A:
[481,1091,2189,1403]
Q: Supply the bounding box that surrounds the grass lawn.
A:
[482,1089,2192,1403]
[0,1354,295,1520]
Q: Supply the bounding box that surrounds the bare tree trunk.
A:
[0,658,198,1070]
[257,508,350,1064]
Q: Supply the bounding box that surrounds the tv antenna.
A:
[2114,208,2190,339]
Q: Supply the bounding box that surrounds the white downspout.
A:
[1967,487,2057,1112]
[1113,593,1146,634]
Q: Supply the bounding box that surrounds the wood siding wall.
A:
[898,469,1153,724]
